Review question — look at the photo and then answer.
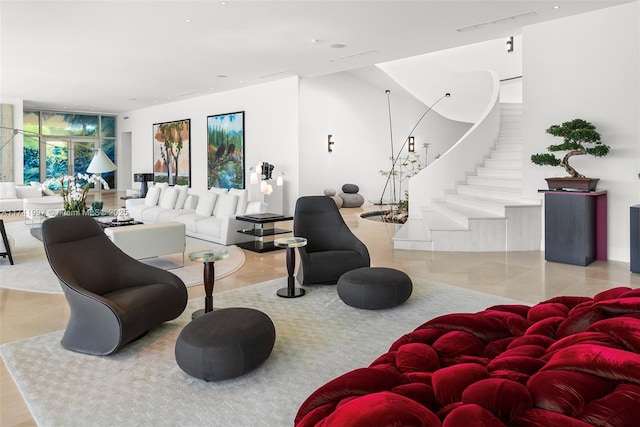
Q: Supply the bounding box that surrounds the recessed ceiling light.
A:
[330,43,346,49]
[220,1,228,5]
[552,6,560,10]
[310,39,319,44]
[185,18,192,23]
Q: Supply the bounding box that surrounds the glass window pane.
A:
[41,112,98,136]
[23,111,40,134]
[100,116,116,137]
[101,139,116,189]
[23,135,40,184]
[45,140,68,184]
[74,141,94,176]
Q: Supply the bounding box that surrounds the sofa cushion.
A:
[157,208,195,223]
[154,182,169,201]
[15,185,42,199]
[195,193,217,216]
[159,187,179,209]
[229,188,248,215]
[209,187,229,195]
[174,185,189,209]
[144,186,161,206]
[213,193,238,217]
[196,217,224,238]
[176,213,207,232]
[0,182,17,199]
[141,206,169,222]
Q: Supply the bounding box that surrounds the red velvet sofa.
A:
[295,287,640,426]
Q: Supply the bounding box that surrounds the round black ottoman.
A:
[175,307,276,381]
[337,267,412,309]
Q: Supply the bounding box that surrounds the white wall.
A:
[298,71,471,204]
[0,97,24,183]
[522,2,640,261]
[118,77,299,215]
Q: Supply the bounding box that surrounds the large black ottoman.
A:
[337,267,412,309]
[175,307,276,381]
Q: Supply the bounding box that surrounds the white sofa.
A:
[0,182,43,211]
[125,183,266,246]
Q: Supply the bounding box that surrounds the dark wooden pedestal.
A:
[542,191,607,266]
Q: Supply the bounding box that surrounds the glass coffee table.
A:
[274,237,307,298]
[189,249,229,318]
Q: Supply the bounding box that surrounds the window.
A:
[23,111,117,188]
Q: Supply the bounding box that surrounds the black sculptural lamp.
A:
[134,173,154,197]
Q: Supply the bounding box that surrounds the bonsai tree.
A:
[531,118,609,178]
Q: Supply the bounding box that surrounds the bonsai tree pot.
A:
[545,177,599,191]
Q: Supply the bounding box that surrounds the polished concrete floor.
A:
[1,192,638,426]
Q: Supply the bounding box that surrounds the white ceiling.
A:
[0,0,631,114]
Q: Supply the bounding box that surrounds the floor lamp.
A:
[87,149,117,203]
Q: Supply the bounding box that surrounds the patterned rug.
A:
[0,220,245,293]
[0,278,525,426]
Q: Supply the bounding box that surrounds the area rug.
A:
[0,278,526,427]
[0,220,245,293]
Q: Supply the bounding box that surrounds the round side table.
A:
[274,237,307,298]
[189,249,229,318]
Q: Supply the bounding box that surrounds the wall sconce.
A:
[328,134,335,152]
[506,36,514,52]
[408,136,415,152]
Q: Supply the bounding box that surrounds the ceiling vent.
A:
[457,11,537,32]
[329,50,378,63]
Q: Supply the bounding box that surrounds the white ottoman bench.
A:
[104,222,186,262]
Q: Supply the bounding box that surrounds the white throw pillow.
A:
[213,193,239,217]
[144,186,161,206]
[159,187,179,209]
[229,188,248,215]
[0,182,17,199]
[209,187,229,195]
[41,186,55,196]
[195,193,218,216]
[154,182,169,201]
[174,185,189,209]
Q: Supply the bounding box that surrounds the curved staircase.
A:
[394,103,541,251]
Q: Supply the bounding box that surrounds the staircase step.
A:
[456,184,523,200]
[499,129,522,137]
[431,201,503,228]
[484,158,522,169]
[466,176,522,188]
[445,193,540,216]
[494,142,522,151]
[392,218,433,250]
[476,167,523,178]
[490,150,521,160]
[498,136,523,144]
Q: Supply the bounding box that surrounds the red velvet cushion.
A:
[432,331,485,359]
[527,302,569,322]
[431,363,490,406]
[541,343,640,384]
[587,316,640,352]
[419,313,513,343]
[294,367,407,424]
[511,408,594,426]
[443,403,506,427]
[396,343,440,373]
[461,378,532,423]
[317,391,441,427]
[577,383,640,426]
[295,288,640,427]
[527,370,614,416]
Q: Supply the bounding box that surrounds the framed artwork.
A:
[153,119,191,186]
[207,111,245,189]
